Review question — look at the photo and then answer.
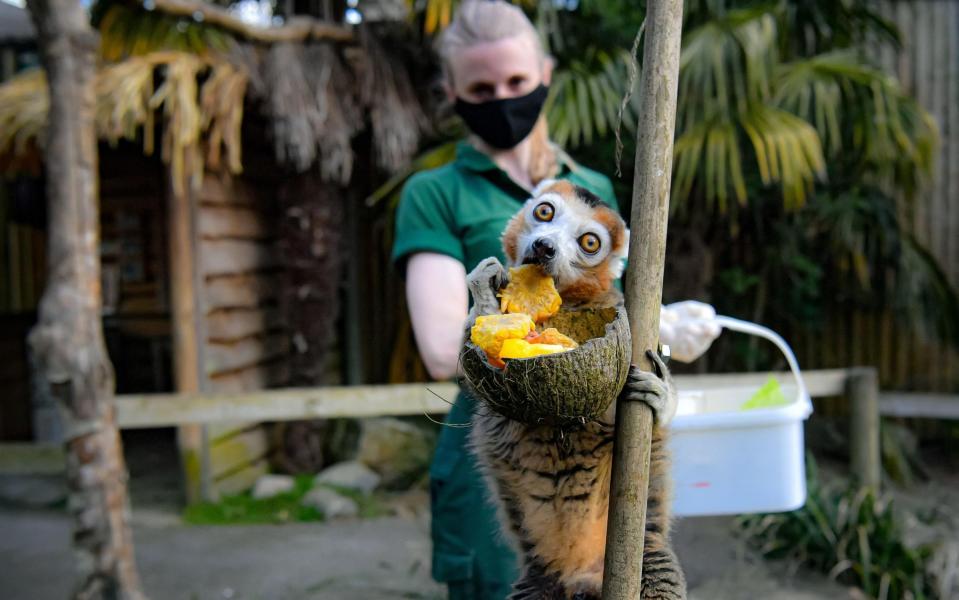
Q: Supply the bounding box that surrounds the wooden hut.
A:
[0,2,426,501]
[0,1,39,443]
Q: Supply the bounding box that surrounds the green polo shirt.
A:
[391,140,620,595]
[392,141,619,274]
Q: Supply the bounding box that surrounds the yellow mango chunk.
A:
[499,338,572,360]
[499,265,562,323]
[471,313,537,368]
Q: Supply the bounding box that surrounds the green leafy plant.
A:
[375,0,957,375]
[183,475,386,525]
[737,457,941,600]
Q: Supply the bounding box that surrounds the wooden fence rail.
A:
[3,369,956,484]
[111,371,853,428]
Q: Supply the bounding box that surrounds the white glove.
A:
[659,301,722,363]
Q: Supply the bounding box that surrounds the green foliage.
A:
[183,475,323,525]
[545,48,638,149]
[182,475,386,525]
[384,0,958,368]
[92,2,234,62]
[738,458,940,599]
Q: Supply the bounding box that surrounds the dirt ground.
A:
[0,504,856,600]
[1,429,952,600]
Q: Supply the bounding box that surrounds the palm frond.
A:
[801,186,959,347]
[546,48,637,149]
[673,104,824,212]
[678,6,777,131]
[774,50,938,199]
[97,4,234,62]
[896,235,959,347]
[740,104,825,209]
[776,0,903,58]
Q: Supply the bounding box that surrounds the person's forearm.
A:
[409,303,464,380]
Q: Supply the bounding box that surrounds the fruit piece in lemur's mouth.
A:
[498,264,562,323]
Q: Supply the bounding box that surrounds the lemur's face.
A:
[501,180,629,302]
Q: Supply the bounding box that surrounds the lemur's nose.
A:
[531,238,555,260]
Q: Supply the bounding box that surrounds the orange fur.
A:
[557,266,614,305]
[501,211,526,264]
[593,208,627,254]
[540,180,577,197]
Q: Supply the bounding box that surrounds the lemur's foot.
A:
[467,257,507,317]
[621,350,678,427]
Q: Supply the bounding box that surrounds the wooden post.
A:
[24,0,148,596]
[848,367,881,489]
[168,163,210,505]
[602,1,684,598]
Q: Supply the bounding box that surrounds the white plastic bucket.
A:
[669,316,812,517]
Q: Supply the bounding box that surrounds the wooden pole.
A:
[168,163,210,505]
[602,1,684,598]
[24,0,148,596]
[848,367,881,490]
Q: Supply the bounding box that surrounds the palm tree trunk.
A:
[25,0,146,597]
[275,172,346,473]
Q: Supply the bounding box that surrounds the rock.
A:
[251,474,295,499]
[301,487,359,519]
[315,461,381,494]
[357,418,436,489]
[0,475,66,507]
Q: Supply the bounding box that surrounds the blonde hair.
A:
[438,0,558,184]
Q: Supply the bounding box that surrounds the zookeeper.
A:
[391,2,721,598]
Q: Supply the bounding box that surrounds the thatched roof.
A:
[0,52,246,195]
[0,2,35,45]
[0,3,426,190]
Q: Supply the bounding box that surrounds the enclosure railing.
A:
[4,368,958,489]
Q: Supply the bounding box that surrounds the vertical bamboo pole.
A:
[602,1,684,598]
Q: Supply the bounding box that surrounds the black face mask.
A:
[454,84,549,150]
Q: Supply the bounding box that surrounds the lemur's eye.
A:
[579,233,601,254]
[533,202,554,222]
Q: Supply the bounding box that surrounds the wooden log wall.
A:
[193,169,290,498]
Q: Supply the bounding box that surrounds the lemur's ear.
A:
[531,178,558,198]
[609,228,630,280]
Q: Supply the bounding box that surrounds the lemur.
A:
[463,180,686,600]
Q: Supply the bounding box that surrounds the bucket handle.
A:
[711,315,809,404]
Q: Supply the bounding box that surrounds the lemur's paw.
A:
[621,350,678,427]
[467,257,507,316]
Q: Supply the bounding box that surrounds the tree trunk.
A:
[25,0,147,598]
[274,172,347,474]
[279,172,346,387]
